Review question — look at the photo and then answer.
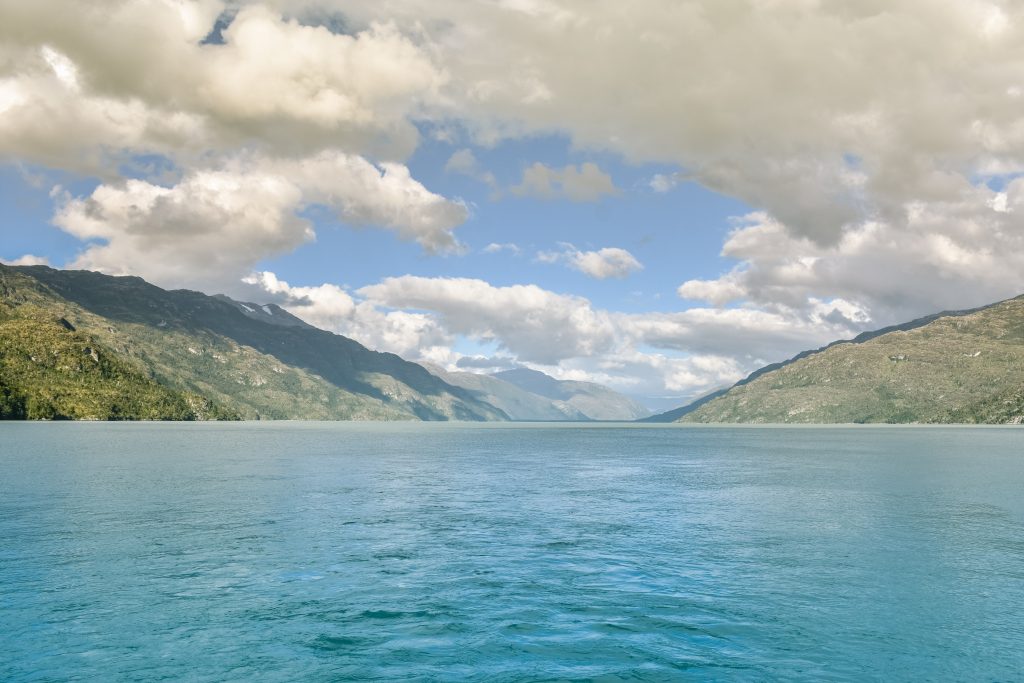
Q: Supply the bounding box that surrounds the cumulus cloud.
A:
[319,0,1024,303]
[245,270,453,360]
[357,274,836,398]
[56,169,311,291]
[620,304,862,363]
[351,274,844,396]
[2,1,471,293]
[359,276,617,364]
[244,270,356,328]
[511,162,617,201]
[0,254,50,266]
[0,1,444,168]
[551,349,747,396]
[240,266,876,400]
[679,198,1024,326]
[437,1,1022,236]
[538,245,643,279]
[54,151,468,291]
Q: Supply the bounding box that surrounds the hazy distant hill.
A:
[654,295,1024,424]
[491,368,651,421]
[420,363,590,421]
[0,265,507,421]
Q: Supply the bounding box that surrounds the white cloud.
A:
[359,276,617,364]
[538,244,643,279]
[649,173,678,193]
[242,268,875,400]
[0,254,50,266]
[245,270,453,359]
[322,0,1024,248]
[282,153,469,253]
[482,242,521,255]
[570,247,643,279]
[620,305,858,362]
[56,170,310,291]
[0,2,445,169]
[351,274,847,396]
[54,151,468,291]
[244,270,356,328]
[678,196,1024,326]
[511,162,617,201]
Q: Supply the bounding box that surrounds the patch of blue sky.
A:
[262,131,752,314]
[975,170,1024,192]
[0,164,97,266]
[3,128,754,318]
[117,154,180,184]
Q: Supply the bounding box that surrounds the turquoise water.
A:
[2,423,1023,681]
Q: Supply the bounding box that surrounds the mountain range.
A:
[420,364,650,421]
[0,265,508,421]
[0,265,643,421]
[7,263,1024,424]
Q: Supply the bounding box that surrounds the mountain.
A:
[420,363,589,421]
[0,299,235,421]
[656,295,1024,424]
[213,296,316,330]
[491,368,651,421]
[0,265,507,421]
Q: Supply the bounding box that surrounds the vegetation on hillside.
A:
[0,265,506,421]
[679,296,1024,424]
[0,301,235,420]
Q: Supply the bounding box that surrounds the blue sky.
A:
[3,0,1024,407]
[259,131,747,313]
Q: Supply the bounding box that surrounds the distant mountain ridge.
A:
[0,265,507,421]
[491,368,650,421]
[418,363,589,421]
[650,295,1024,424]
[419,365,649,421]
[213,296,315,330]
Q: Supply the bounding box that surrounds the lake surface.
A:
[2,423,1023,681]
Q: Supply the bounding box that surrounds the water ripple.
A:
[2,422,1023,681]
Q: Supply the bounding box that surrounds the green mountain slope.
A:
[675,295,1024,424]
[492,368,650,421]
[0,265,507,421]
[0,279,234,420]
[420,363,589,421]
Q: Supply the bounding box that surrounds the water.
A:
[2,423,1023,681]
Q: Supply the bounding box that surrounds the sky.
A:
[3,0,1024,409]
